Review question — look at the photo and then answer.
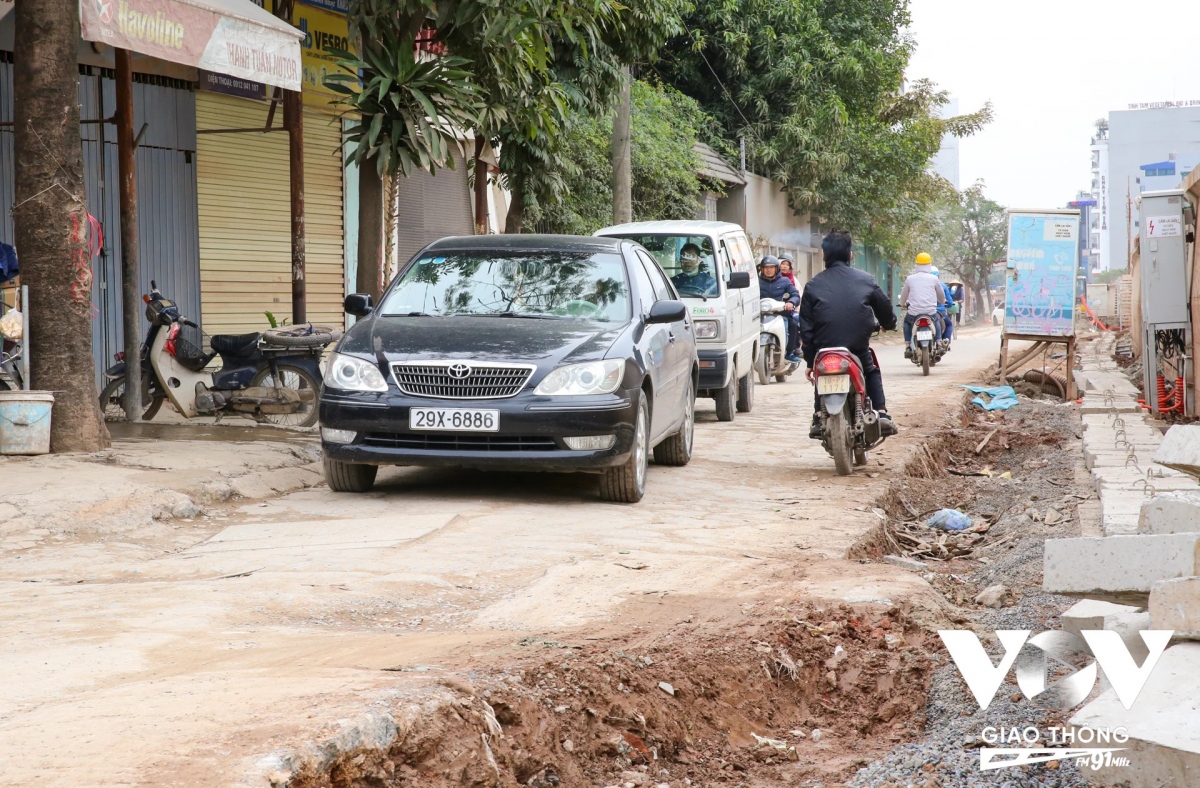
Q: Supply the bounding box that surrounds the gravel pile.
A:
[847,399,1111,788]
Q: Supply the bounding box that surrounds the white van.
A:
[595,220,761,420]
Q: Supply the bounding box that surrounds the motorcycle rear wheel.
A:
[827,401,855,477]
[921,346,931,376]
[250,363,321,428]
[99,375,164,422]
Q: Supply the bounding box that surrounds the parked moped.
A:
[99,282,337,427]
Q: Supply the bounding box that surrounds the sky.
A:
[905,0,1200,209]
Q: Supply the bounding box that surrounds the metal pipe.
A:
[116,48,141,422]
[474,135,488,235]
[284,87,306,323]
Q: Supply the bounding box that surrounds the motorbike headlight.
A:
[323,352,388,392]
[534,359,625,396]
[694,319,719,340]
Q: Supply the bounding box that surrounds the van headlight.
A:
[694,319,719,339]
[534,359,624,396]
[323,352,388,392]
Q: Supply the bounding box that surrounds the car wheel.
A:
[736,371,754,413]
[600,394,649,503]
[654,379,694,466]
[324,457,377,492]
[713,374,736,422]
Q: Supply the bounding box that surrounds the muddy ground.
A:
[283,383,1120,788]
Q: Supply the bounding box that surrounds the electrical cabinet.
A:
[1138,190,1190,325]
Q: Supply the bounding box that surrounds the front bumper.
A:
[697,349,730,391]
[319,389,637,471]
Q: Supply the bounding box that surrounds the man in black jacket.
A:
[758,255,802,363]
[798,231,898,438]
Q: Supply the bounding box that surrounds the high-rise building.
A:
[1095,103,1200,271]
[929,97,961,189]
[1089,123,1109,272]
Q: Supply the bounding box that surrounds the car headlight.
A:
[694,319,719,339]
[534,359,624,396]
[323,352,388,392]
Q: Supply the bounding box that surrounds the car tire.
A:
[714,374,736,422]
[324,457,377,492]
[654,379,694,466]
[736,371,754,413]
[600,394,649,503]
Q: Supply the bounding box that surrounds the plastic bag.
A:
[0,309,22,341]
[926,508,972,531]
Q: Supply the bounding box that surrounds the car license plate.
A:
[817,374,850,394]
[916,329,933,341]
[409,408,499,432]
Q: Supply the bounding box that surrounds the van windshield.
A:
[612,234,720,298]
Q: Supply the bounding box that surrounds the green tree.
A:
[534,81,706,234]
[925,181,1007,314]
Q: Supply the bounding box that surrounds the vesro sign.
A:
[79,0,303,92]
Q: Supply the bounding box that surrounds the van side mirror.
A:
[344,293,373,317]
[727,271,751,289]
[646,300,687,324]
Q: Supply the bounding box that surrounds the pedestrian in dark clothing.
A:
[758,255,802,362]
[798,231,898,437]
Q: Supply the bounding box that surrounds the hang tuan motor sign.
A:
[79,0,303,91]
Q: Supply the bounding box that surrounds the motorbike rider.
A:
[758,255,802,364]
[900,253,946,358]
[670,243,718,296]
[931,266,954,348]
[798,230,898,438]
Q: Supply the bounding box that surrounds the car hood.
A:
[339,315,625,368]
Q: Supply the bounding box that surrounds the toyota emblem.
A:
[447,363,472,379]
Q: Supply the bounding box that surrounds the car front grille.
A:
[391,362,535,399]
[362,433,558,452]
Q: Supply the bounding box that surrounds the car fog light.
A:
[321,427,357,444]
[698,360,717,369]
[564,435,616,451]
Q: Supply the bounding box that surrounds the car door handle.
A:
[668,331,677,343]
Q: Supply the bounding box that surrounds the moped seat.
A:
[210,332,261,358]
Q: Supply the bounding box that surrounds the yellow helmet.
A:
[915,252,932,265]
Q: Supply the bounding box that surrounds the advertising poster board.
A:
[1004,210,1080,337]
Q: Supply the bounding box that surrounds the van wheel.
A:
[600,395,649,503]
[654,379,694,466]
[736,372,754,413]
[714,375,736,422]
[324,457,377,492]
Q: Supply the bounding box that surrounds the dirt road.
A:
[0,326,1001,786]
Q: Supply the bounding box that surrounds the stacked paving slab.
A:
[1042,334,1200,787]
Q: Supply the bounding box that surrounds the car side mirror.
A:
[646,300,687,324]
[344,293,373,317]
[726,271,751,289]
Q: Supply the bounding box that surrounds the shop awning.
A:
[79,0,303,91]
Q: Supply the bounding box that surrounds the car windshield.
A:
[379,251,631,322]
[611,234,720,298]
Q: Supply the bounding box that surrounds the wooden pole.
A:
[283,87,306,323]
[474,135,488,235]
[115,49,141,422]
[611,66,632,224]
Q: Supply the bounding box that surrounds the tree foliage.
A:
[924,181,1007,312]
[534,81,705,234]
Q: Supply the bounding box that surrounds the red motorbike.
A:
[810,347,887,476]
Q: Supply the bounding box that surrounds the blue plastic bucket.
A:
[0,391,54,455]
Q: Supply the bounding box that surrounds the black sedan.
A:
[318,235,698,503]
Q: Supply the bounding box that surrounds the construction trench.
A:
[280,373,1130,788]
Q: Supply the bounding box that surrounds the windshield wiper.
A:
[460,311,562,320]
[382,311,434,317]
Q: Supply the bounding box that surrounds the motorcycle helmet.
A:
[915,252,932,265]
[758,255,780,274]
[930,266,940,278]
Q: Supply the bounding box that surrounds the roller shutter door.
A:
[394,158,473,266]
[196,92,344,336]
